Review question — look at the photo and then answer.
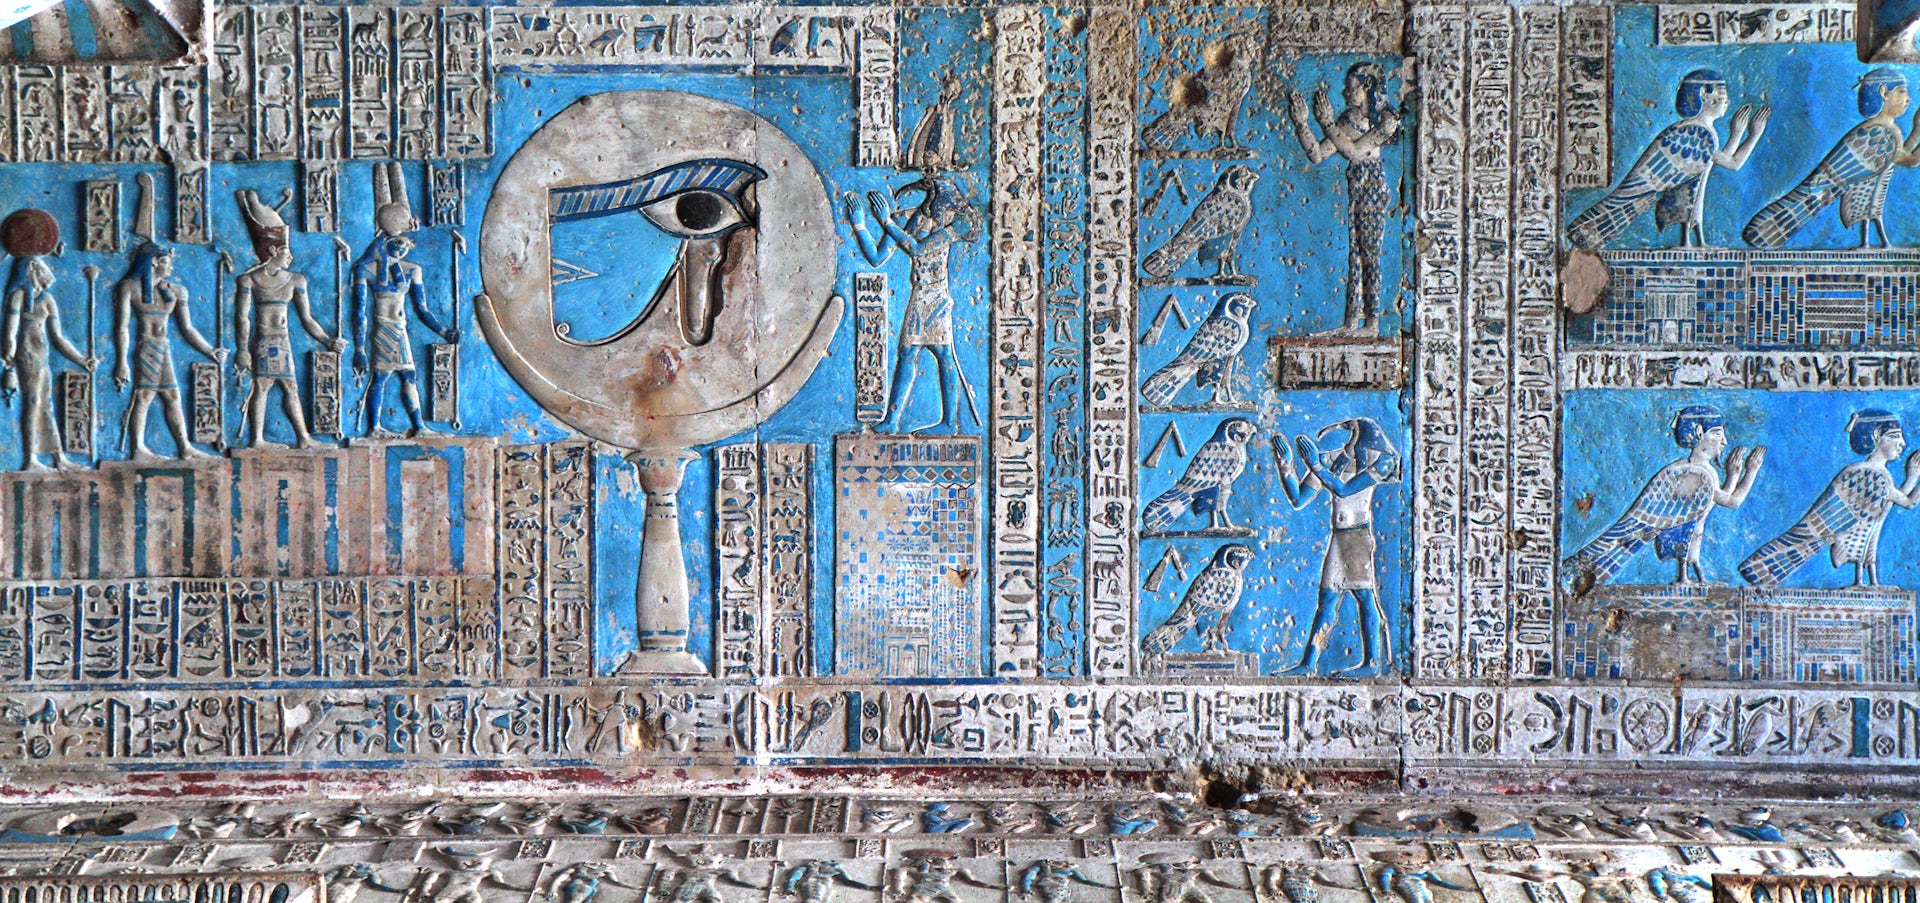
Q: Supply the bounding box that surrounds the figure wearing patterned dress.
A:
[114,242,223,459]
[1563,405,1765,589]
[352,162,456,437]
[1739,410,1920,587]
[1745,68,1920,248]
[1568,69,1768,249]
[1273,417,1401,676]
[234,189,344,449]
[1283,63,1404,333]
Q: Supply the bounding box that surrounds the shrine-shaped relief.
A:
[1559,4,1920,686]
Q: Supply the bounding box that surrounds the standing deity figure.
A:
[1564,405,1765,589]
[1746,68,1920,248]
[114,241,222,459]
[1,209,93,471]
[234,189,345,448]
[1271,417,1402,676]
[352,161,456,437]
[1133,853,1247,903]
[1281,62,1403,334]
[1569,69,1768,249]
[890,851,1002,903]
[845,84,982,435]
[1017,860,1113,903]
[1741,409,1920,587]
[785,860,880,903]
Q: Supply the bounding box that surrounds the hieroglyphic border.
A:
[990,6,1045,677]
[1084,6,1135,678]
[1411,2,1467,680]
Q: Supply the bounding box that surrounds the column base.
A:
[613,649,708,676]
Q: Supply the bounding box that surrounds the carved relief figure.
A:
[1142,166,1258,283]
[659,847,768,903]
[890,851,1001,903]
[1282,63,1404,332]
[548,862,644,903]
[1141,542,1253,660]
[114,241,222,460]
[1142,33,1256,152]
[1133,853,1247,903]
[1740,409,1920,588]
[234,189,345,448]
[1017,860,1113,903]
[1140,293,1256,408]
[1745,68,1920,248]
[845,175,983,435]
[785,859,879,903]
[1271,417,1401,676]
[1568,69,1768,249]
[353,162,456,436]
[1,209,93,471]
[1563,405,1765,589]
[1375,866,1470,903]
[1142,417,1255,533]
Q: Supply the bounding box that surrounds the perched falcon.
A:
[1142,417,1255,533]
[1562,458,1720,588]
[1140,293,1256,407]
[1744,119,1902,248]
[1141,543,1253,657]
[1142,165,1258,280]
[1740,462,1897,586]
[1141,33,1256,152]
[1566,121,1717,250]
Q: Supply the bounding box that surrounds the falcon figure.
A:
[1142,165,1258,280]
[1140,293,1256,407]
[1142,543,1253,657]
[1142,33,1256,152]
[1142,417,1255,533]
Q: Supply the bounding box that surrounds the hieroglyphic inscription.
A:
[1560,5,1610,190]
[1461,5,1512,678]
[1658,3,1854,44]
[107,65,154,163]
[348,7,394,159]
[440,8,491,157]
[852,273,888,425]
[990,6,1044,677]
[1040,6,1088,678]
[1566,350,1920,390]
[1510,6,1560,678]
[59,371,91,459]
[310,350,341,438]
[429,163,465,228]
[428,343,459,425]
[172,163,209,244]
[155,67,205,161]
[394,9,440,159]
[856,8,898,167]
[301,161,339,234]
[253,6,299,160]
[83,179,120,253]
[496,445,545,680]
[714,443,761,678]
[16,66,62,163]
[1267,4,1408,52]
[1411,2,1467,679]
[1083,8,1135,678]
[544,441,594,678]
[762,443,812,677]
[208,7,253,160]
[189,361,221,448]
[298,6,347,161]
[62,69,107,162]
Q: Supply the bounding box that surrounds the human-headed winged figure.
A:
[1739,409,1920,587]
[1141,542,1253,658]
[1140,293,1256,407]
[1568,69,1768,249]
[1142,166,1258,281]
[1745,68,1920,248]
[1142,417,1256,533]
[1563,405,1765,589]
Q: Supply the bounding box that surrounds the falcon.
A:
[1141,33,1256,152]
[1142,165,1258,280]
[1140,293,1256,407]
[1141,543,1253,657]
[1142,417,1255,533]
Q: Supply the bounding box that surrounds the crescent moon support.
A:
[615,447,707,676]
